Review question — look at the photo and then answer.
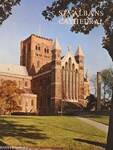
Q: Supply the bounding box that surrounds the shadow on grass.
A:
[0,118,48,145]
[74,138,106,148]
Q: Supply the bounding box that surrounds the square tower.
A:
[20,34,53,76]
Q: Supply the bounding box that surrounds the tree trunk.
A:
[103,83,106,102]
[106,89,113,150]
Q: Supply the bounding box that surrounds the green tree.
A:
[0,80,23,114]
[0,0,20,25]
[42,1,113,149]
[91,74,97,96]
[101,68,113,102]
[86,94,97,111]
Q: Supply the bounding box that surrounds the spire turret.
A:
[75,45,84,57]
[85,70,89,82]
[67,45,71,52]
[52,38,61,50]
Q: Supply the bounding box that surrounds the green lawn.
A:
[0,116,107,150]
[83,115,109,125]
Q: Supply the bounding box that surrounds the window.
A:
[37,61,40,67]
[36,45,38,50]
[31,100,34,106]
[25,81,28,87]
[44,48,47,53]
[72,64,75,70]
[44,48,49,53]
[36,45,40,50]
[47,49,49,53]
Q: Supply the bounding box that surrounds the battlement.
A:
[23,34,53,42]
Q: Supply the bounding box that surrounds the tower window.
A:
[36,45,38,50]
[44,48,47,53]
[44,48,49,53]
[36,45,40,50]
[25,81,28,87]
[47,49,49,53]
[31,100,34,106]
[37,61,40,67]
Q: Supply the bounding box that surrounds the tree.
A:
[42,1,113,149]
[91,74,97,96]
[0,0,20,25]
[101,68,113,102]
[86,94,97,111]
[0,80,23,114]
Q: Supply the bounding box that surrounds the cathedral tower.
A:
[75,45,85,103]
[20,34,53,76]
[51,39,62,114]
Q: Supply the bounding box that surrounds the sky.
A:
[0,0,112,79]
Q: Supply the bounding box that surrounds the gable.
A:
[61,51,78,69]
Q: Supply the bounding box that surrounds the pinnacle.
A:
[75,44,84,57]
[67,45,71,52]
[52,38,62,50]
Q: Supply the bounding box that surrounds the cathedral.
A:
[20,34,90,115]
[0,34,90,115]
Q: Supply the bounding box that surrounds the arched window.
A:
[36,45,40,50]
[47,49,49,53]
[37,60,40,67]
[76,69,78,73]
[44,48,47,53]
[25,81,28,87]
[69,57,71,70]
[36,45,38,50]
[31,100,34,106]
[65,62,68,70]
[72,64,75,70]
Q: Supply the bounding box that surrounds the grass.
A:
[91,116,109,125]
[83,115,109,125]
[0,116,107,150]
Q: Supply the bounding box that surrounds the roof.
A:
[52,38,62,50]
[31,34,53,41]
[75,45,84,57]
[0,64,29,76]
[24,34,53,42]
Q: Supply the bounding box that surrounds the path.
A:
[77,117,108,134]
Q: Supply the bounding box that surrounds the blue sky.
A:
[0,0,112,77]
